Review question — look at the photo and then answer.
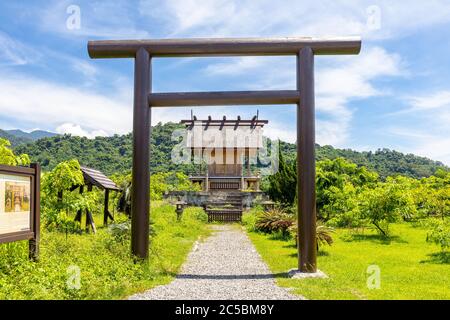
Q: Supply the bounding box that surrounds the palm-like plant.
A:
[255,208,295,236]
[289,221,335,250]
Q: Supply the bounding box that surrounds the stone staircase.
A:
[204,192,243,222]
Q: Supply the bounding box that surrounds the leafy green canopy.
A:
[41,159,100,232]
[265,156,449,236]
[0,138,30,166]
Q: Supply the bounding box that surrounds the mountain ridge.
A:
[4,123,447,179]
[1,129,57,145]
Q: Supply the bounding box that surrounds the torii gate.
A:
[88,37,361,273]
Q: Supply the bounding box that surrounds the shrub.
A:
[242,206,262,231]
[255,208,295,237]
[426,218,450,252]
[150,172,201,200]
[288,221,335,249]
[0,204,209,299]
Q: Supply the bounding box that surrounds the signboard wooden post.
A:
[0,163,40,261]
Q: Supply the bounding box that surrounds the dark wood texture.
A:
[80,166,119,191]
[74,185,84,222]
[131,48,151,260]
[297,47,317,273]
[29,163,40,261]
[148,90,300,106]
[207,210,242,222]
[88,37,361,58]
[103,189,110,225]
[0,164,35,175]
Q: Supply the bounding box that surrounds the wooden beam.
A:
[297,47,317,273]
[88,37,361,58]
[148,90,300,107]
[180,119,268,124]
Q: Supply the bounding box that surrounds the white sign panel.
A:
[0,174,31,235]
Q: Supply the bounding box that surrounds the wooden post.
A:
[103,189,110,226]
[74,185,84,222]
[85,184,96,234]
[297,47,317,273]
[29,163,40,261]
[131,47,151,260]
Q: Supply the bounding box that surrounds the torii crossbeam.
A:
[88,36,361,273]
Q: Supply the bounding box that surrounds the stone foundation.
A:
[165,190,268,209]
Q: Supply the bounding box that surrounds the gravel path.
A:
[130,225,303,300]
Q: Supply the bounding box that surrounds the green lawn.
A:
[0,204,209,300]
[247,223,450,299]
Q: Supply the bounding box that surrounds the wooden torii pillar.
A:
[88,37,361,271]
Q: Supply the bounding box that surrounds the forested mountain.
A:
[10,122,448,178]
[13,122,198,175]
[279,141,447,179]
[0,129,57,146]
[0,129,30,146]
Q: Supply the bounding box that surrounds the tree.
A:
[358,178,416,236]
[266,150,297,206]
[316,157,378,222]
[0,138,30,166]
[426,218,450,252]
[150,171,201,200]
[41,159,98,232]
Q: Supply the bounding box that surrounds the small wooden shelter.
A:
[73,166,119,233]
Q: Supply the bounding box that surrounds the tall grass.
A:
[0,205,208,300]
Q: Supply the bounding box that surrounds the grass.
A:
[0,204,209,300]
[247,223,450,300]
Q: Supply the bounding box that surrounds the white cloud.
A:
[56,123,108,138]
[0,74,133,136]
[140,0,450,40]
[387,90,450,165]
[0,31,41,66]
[408,90,450,111]
[200,46,403,147]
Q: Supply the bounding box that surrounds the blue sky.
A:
[0,0,450,165]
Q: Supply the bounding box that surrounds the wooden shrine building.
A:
[181,114,267,192]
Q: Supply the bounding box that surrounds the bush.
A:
[288,221,335,249]
[255,208,295,237]
[150,172,201,200]
[426,218,450,252]
[0,204,209,299]
[242,206,262,232]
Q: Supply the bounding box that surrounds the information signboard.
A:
[0,164,40,260]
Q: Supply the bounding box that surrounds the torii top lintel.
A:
[88,36,361,58]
